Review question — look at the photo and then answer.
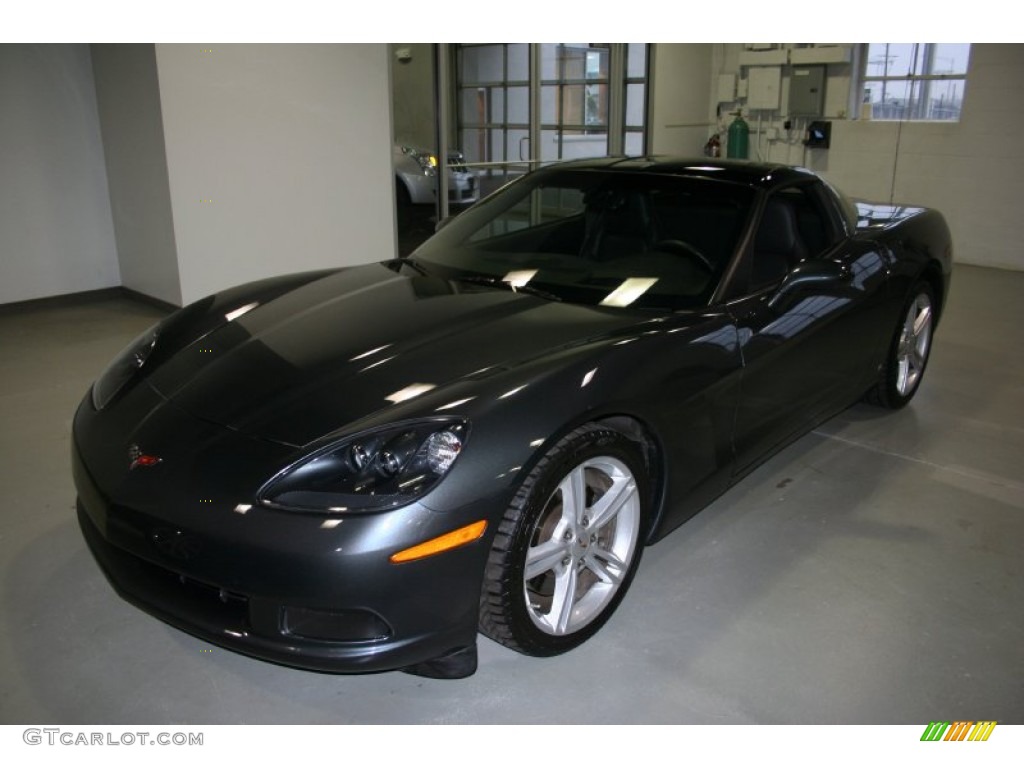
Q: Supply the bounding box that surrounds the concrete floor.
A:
[1,265,1021,724]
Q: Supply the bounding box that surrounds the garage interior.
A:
[1,43,1021,724]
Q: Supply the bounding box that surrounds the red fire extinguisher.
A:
[703,133,721,158]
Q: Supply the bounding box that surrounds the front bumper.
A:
[72,393,491,675]
[402,171,479,205]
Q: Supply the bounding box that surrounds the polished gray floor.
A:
[1,265,1021,724]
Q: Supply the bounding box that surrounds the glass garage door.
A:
[455,44,648,193]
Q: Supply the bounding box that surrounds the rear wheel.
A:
[866,281,935,409]
[479,424,648,656]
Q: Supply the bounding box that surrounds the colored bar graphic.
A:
[968,721,997,741]
[920,720,996,741]
[921,722,950,741]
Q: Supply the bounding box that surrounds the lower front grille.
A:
[78,502,251,631]
[282,606,392,642]
[78,502,395,646]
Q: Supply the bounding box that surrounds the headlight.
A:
[91,324,159,410]
[402,146,438,176]
[259,420,468,512]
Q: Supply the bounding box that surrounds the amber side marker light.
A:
[389,520,488,564]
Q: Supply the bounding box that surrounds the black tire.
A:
[479,424,649,656]
[866,280,935,409]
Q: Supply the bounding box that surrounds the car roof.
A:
[538,156,818,189]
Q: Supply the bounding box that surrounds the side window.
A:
[750,185,837,289]
[794,183,843,257]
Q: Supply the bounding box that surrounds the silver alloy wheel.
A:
[895,292,933,396]
[523,456,641,636]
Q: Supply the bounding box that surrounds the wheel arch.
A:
[511,411,669,546]
[591,414,669,544]
[919,259,946,325]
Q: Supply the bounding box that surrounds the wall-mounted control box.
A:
[789,65,825,117]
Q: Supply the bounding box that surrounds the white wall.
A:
[649,44,713,156]
[0,44,120,304]
[154,44,396,305]
[91,45,182,306]
[707,43,1024,271]
[815,45,1024,271]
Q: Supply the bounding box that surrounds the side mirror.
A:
[768,260,849,309]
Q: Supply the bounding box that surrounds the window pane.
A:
[624,130,644,156]
[507,44,529,81]
[541,85,559,123]
[924,79,966,120]
[626,44,647,79]
[586,83,608,127]
[558,45,589,80]
[540,129,561,162]
[585,48,609,80]
[460,128,485,166]
[489,128,505,163]
[507,86,529,124]
[626,83,645,128]
[864,78,917,120]
[560,83,587,126]
[459,88,489,126]
[539,44,559,80]
[460,45,504,83]
[490,87,505,123]
[931,43,971,75]
[562,130,607,160]
[506,128,529,161]
[865,43,917,78]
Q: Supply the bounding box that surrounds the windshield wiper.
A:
[457,274,563,303]
[399,256,431,276]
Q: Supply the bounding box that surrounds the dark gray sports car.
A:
[73,158,952,678]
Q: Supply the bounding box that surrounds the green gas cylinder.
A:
[726,112,749,159]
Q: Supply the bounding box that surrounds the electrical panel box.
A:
[747,66,781,110]
[717,73,736,103]
[789,65,826,116]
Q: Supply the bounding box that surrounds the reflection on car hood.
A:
[147,263,650,446]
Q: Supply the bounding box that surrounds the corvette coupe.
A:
[73,158,952,678]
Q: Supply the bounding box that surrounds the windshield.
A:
[412,168,754,311]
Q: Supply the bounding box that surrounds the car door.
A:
[726,182,891,475]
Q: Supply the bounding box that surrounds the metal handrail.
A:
[448,160,538,169]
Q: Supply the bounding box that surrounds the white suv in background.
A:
[393,145,479,206]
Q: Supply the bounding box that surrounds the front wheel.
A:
[866,281,935,409]
[479,424,648,656]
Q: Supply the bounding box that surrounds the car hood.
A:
[147,263,651,446]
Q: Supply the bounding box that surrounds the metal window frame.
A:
[859,43,970,122]
[453,42,650,171]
